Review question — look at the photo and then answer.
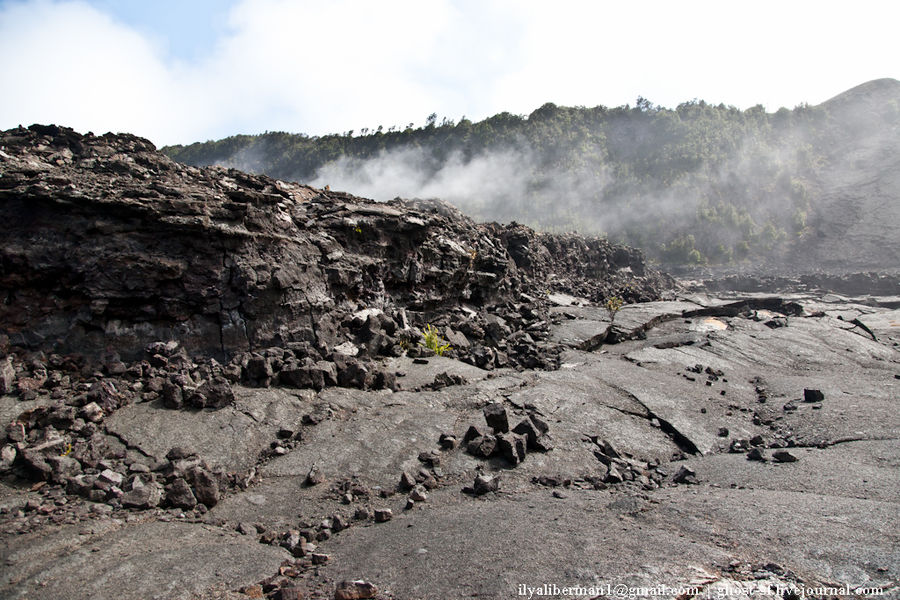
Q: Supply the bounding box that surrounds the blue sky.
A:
[78,0,238,61]
[1,0,898,146]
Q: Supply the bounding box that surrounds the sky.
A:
[1,0,898,147]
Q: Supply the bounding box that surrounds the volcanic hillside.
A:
[164,78,900,272]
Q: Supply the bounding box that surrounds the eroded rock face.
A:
[0,124,670,363]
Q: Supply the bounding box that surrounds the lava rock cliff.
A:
[1,124,669,372]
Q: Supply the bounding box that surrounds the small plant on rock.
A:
[421,324,451,356]
[605,296,624,323]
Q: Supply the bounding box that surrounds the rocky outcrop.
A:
[0,124,670,368]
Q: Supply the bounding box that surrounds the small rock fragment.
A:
[5,422,25,443]
[803,388,824,403]
[483,402,509,433]
[466,434,498,458]
[0,358,15,395]
[98,468,124,487]
[497,432,527,466]
[187,466,219,507]
[409,486,428,502]
[673,465,698,484]
[462,424,489,443]
[773,450,799,463]
[473,474,499,495]
[417,450,441,467]
[306,465,324,486]
[398,471,416,491]
[165,477,197,509]
[121,482,162,509]
[438,432,458,450]
[747,448,767,462]
[334,580,378,600]
[374,508,393,522]
[79,402,105,423]
[604,466,624,484]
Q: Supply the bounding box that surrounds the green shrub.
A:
[420,324,451,356]
[605,296,624,322]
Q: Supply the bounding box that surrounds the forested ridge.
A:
[163,78,900,267]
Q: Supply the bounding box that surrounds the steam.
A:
[307,141,711,241]
[205,82,900,268]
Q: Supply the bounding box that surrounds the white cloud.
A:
[0,0,897,146]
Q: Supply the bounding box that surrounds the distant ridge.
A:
[163,80,900,272]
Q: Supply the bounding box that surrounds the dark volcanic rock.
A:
[482,402,509,433]
[803,388,825,403]
[0,125,668,365]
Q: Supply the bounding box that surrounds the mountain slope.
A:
[162,80,900,271]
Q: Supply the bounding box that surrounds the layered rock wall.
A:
[0,124,670,363]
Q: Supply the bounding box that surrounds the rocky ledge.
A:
[0,124,668,371]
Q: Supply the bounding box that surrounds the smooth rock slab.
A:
[105,386,311,472]
[0,520,289,600]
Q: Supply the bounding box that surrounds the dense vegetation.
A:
[163,80,900,266]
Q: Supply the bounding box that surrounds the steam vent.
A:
[1,124,898,600]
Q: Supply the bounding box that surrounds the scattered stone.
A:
[409,486,428,502]
[79,402,105,423]
[165,447,196,461]
[497,432,528,466]
[483,403,509,433]
[673,465,698,484]
[46,455,82,483]
[311,553,330,565]
[717,427,729,437]
[398,471,417,491]
[729,439,750,453]
[803,388,825,403]
[354,506,373,521]
[604,466,624,484]
[473,474,499,495]
[121,482,162,509]
[594,439,621,461]
[417,451,441,467]
[773,450,799,463]
[747,448,767,462]
[306,465,324,486]
[165,477,197,509]
[161,381,184,409]
[462,424,490,443]
[427,371,467,390]
[98,469,124,487]
[6,422,26,443]
[0,445,16,470]
[334,580,378,600]
[0,357,15,394]
[186,466,220,507]
[438,432,458,450]
[332,514,349,532]
[466,435,498,458]
[374,508,393,523]
[277,587,304,600]
[280,530,307,557]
